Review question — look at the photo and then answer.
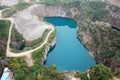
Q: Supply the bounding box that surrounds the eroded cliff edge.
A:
[42,36,56,64]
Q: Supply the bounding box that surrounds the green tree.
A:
[90,64,113,80]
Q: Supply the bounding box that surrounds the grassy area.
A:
[0,20,11,58]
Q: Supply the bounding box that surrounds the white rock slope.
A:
[12,9,50,41]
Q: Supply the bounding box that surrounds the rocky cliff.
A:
[42,36,56,64]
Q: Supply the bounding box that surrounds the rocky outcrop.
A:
[42,36,56,64]
[29,4,80,19]
[29,4,68,17]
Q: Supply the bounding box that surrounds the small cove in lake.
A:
[44,17,96,72]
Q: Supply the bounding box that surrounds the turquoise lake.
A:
[44,17,96,72]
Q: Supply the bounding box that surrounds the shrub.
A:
[90,64,113,80]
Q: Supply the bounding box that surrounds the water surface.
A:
[44,17,95,72]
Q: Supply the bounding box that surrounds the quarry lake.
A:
[44,17,95,72]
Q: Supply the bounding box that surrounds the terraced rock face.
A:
[29,4,67,17]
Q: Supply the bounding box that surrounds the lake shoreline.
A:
[44,17,96,72]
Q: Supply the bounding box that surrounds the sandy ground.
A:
[12,9,50,41]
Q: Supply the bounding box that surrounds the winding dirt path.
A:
[6,19,54,57]
[6,25,54,57]
[0,8,54,58]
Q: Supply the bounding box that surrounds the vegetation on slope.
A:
[0,20,11,58]
[6,46,63,80]
[80,1,108,21]
[0,19,59,80]
[25,29,49,49]
[78,21,120,77]
[10,26,24,51]
[90,64,113,80]
[64,1,120,78]
[75,64,113,80]
[37,0,83,5]
[10,25,55,52]
[0,20,11,77]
